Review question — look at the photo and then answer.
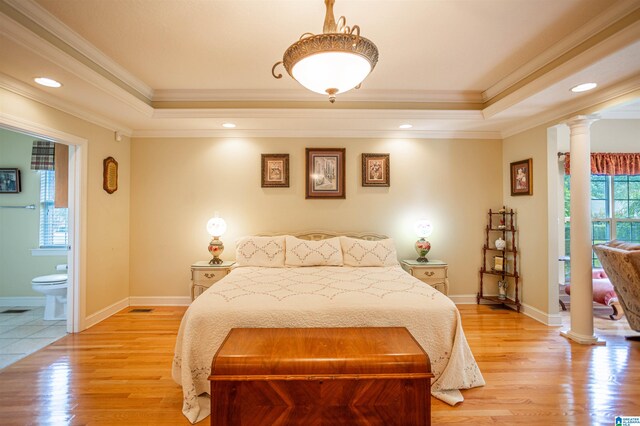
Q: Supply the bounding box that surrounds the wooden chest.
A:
[209,327,433,426]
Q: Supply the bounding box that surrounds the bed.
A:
[172,232,485,423]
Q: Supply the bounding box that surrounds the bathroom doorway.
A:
[0,116,86,369]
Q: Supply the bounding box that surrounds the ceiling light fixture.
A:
[222,123,236,128]
[570,82,597,93]
[34,77,62,88]
[272,0,379,103]
[399,124,413,129]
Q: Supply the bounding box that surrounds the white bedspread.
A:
[172,265,485,423]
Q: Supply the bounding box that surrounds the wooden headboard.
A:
[258,231,387,241]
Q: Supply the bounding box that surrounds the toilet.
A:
[32,265,67,321]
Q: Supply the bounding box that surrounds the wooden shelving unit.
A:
[477,206,521,312]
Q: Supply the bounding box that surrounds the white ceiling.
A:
[1,0,640,139]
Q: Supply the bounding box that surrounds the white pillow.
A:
[340,236,399,267]
[285,236,343,267]
[235,236,286,267]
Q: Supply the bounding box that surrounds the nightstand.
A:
[401,259,449,295]
[190,261,235,300]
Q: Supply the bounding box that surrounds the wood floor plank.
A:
[0,305,638,425]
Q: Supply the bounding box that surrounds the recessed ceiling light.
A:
[34,77,62,88]
[222,123,236,128]
[570,83,597,93]
[399,124,413,129]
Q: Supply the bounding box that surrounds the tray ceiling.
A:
[1,0,640,138]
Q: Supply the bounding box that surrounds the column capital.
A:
[566,115,599,133]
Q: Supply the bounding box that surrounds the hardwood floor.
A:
[0,304,638,425]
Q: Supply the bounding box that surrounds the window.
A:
[564,174,640,275]
[39,170,68,248]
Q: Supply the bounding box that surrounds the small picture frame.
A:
[0,168,21,193]
[510,158,532,196]
[361,153,390,187]
[103,157,118,194]
[305,148,345,199]
[261,154,289,188]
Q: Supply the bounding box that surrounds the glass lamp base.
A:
[414,238,431,263]
[208,237,224,265]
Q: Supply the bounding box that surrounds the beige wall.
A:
[503,125,551,313]
[0,88,131,317]
[0,128,66,297]
[558,119,640,152]
[130,137,503,298]
[2,87,636,326]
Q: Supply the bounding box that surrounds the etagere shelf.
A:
[477,206,521,312]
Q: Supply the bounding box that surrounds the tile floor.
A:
[0,306,67,369]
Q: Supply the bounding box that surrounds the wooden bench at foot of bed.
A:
[209,327,433,426]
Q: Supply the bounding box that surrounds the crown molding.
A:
[0,72,133,136]
[483,17,640,120]
[4,0,154,100]
[0,4,153,117]
[131,128,501,140]
[151,107,484,120]
[152,88,484,104]
[501,73,640,138]
[483,0,640,102]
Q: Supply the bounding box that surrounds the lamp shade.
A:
[206,217,227,237]
[292,51,372,95]
[414,220,433,238]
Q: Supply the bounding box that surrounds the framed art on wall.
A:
[361,153,390,187]
[305,148,345,199]
[0,168,21,193]
[261,154,289,187]
[510,158,532,196]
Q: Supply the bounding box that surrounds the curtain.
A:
[30,140,55,170]
[564,152,640,175]
[54,143,68,208]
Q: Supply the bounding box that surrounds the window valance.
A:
[564,152,640,175]
[30,140,55,171]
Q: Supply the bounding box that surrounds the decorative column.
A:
[560,115,603,345]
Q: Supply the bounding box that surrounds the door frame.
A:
[0,112,87,332]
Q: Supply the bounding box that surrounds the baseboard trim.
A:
[521,303,563,326]
[0,296,45,307]
[450,294,562,326]
[129,296,191,306]
[449,294,480,304]
[449,294,505,304]
[84,297,129,329]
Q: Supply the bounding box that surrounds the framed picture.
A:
[361,153,390,187]
[493,255,504,272]
[103,157,118,194]
[0,168,21,193]
[305,148,345,199]
[510,158,532,196]
[261,154,289,188]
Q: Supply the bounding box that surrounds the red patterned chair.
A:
[565,268,623,320]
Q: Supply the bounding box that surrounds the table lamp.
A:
[414,219,433,263]
[206,214,227,264]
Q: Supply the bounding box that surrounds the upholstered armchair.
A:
[593,240,640,340]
